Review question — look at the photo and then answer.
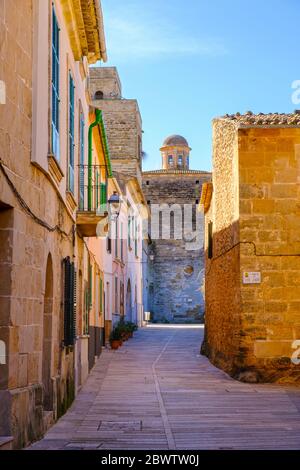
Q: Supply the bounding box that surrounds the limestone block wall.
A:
[90,69,142,181]
[203,118,300,383]
[238,126,300,382]
[142,170,211,323]
[0,0,82,447]
[202,120,242,366]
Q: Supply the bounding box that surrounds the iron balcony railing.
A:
[78,164,108,212]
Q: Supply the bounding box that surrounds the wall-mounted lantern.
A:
[108,191,122,220]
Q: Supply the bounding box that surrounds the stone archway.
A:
[42,253,53,410]
[126,279,132,322]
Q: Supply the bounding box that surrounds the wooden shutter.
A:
[51,8,60,159]
[63,257,76,346]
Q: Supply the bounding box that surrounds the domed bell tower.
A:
[160,135,191,170]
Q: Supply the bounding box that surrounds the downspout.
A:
[88,109,101,210]
[98,111,113,178]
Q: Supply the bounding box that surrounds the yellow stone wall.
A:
[203,120,300,383]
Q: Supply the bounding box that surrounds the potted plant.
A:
[109,326,122,350]
[125,321,137,338]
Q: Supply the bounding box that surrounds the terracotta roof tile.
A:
[216,111,300,127]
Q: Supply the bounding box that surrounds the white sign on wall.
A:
[0,81,6,104]
[243,272,261,284]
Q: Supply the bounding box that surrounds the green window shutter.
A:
[52,8,60,160]
[100,182,107,209]
[63,257,76,346]
[79,112,85,209]
[68,73,75,193]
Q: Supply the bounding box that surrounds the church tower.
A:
[142,135,211,324]
[160,134,191,170]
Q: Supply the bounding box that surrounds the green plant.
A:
[125,321,138,332]
[109,326,122,341]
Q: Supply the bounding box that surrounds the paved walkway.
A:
[29,326,300,450]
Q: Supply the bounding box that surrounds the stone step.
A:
[0,436,14,450]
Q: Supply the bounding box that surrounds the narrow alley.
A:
[29,327,300,451]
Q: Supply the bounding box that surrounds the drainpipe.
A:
[88,109,101,210]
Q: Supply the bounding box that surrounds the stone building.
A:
[90,67,143,181]
[142,136,211,323]
[201,112,300,383]
[0,0,114,448]
[89,67,148,329]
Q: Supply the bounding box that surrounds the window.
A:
[168,155,173,166]
[115,276,118,313]
[51,8,60,159]
[120,281,124,316]
[88,262,93,307]
[195,180,199,185]
[63,257,76,346]
[68,73,75,193]
[178,155,183,166]
[120,222,124,262]
[128,214,132,249]
[99,277,103,315]
[186,156,189,167]
[135,219,138,257]
[146,180,149,186]
[107,234,111,253]
[79,111,85,209]
[208,221,213,259]
[115,220,119,258]
[147,200,151,205]
[94,90,104,100]
[195,199,199,205]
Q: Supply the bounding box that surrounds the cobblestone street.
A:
[29,326,300,450]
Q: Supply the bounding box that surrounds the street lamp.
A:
[108,191,121,220]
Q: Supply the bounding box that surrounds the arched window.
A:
[168,155,173,166]
[178,155,183,166]
[94,90,104,100]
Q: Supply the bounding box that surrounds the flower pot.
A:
[110,340,120,350]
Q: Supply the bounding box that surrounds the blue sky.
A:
[101,0,299,172]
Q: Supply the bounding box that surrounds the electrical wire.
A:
[206,240,300,276]
[0,159,73,239]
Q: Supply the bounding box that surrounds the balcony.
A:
[76,165,108,237]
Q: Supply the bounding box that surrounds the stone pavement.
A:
[29,326,300,450]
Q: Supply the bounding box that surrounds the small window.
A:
[147,200,151,205]
[94,90,104,100]
[178,155,183,166]
[106,235,111,253]
[146,180,150,185]
[195,180,199,185]
[195,199,199,205]
[168,155,173,166]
